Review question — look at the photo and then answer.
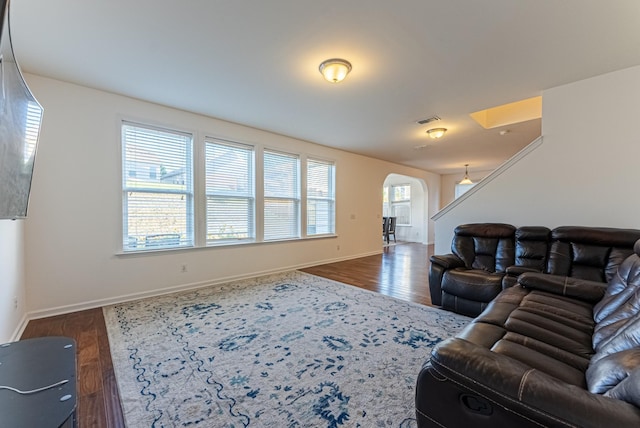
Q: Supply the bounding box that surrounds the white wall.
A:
[0,220,27,342]
[22,74,441,316]
[440,168,493,208]
[434,65,640,254]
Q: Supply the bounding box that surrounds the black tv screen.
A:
[0,0,43,219]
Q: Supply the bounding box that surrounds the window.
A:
[455,182,476,198]
[263,150,300,240]
[307,159,335,235]
[121,121,336,252]
[383,184,411,226]
[205,139,255,242]
[122,122,194,251]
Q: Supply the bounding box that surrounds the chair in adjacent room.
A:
[386,216,397,243]
[383,217,389,242]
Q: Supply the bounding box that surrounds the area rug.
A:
[103,271,470,427]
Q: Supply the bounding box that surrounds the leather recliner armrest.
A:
[517,272,607,302]
[429,338,640,428]
[429,254,464,269]
[505,266,541,276]
[428,254,465,306]
[502,266,543,289]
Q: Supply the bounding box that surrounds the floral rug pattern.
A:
[103,271,469,427]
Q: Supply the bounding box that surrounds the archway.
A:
[382,173,428,245]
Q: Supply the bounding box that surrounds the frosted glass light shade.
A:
[426,128,447,139]
[319,59,352,83]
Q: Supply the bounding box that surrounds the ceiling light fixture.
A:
[319,58,352,83]
[426,127,447,139]
[460,164,473,185]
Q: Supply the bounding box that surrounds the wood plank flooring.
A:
[301,242,433,306]
[21,308,125,428]
[20,242,432,427]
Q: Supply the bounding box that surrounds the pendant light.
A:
[460,164,473,185]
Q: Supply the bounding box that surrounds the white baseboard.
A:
[10,313,29,342]
[25,250,383,321]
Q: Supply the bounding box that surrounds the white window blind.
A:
[307,158,335,235]
[122,122,194,251]
[391,184,411,225]
[23,101,42,163]
[383,184,411,226]
[205,139,255,243]
[392,203,411,225]
[392,184,411,202]
[264,150,300,240]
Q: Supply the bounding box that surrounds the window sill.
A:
[115,234,338,256]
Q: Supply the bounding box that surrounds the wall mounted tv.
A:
[0,0,43,219]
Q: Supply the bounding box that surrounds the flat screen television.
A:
[0,0,43,219]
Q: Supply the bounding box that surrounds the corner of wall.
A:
[0,220,28,343]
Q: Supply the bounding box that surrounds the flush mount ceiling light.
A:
[460,164,473,185]
[319,58,352,83]
[426,127,447,139]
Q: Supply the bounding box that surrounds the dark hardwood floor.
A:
[21,308,125,427]
[20,242,432,427]
[301,242,433,306]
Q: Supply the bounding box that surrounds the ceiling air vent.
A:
[416,116,441,125]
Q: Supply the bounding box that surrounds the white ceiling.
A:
[9,0,640,175]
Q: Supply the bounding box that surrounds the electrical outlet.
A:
[337,245,340,251]
[13,296,18,310]
[181,264,188,273]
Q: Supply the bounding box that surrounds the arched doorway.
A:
[382,173,428,245]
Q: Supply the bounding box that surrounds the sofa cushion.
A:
[587,349,640,394]
[547,226,640,283]
[514,227,550,266]
[460,286,595,385]
[519,272,607,302]
[606,368,640,407]
[584,246,640,403]
[451,223,515,272]
[592,248,640,356]
[593,317,640,364]
[593,245,640,324]
[548,241,611,282]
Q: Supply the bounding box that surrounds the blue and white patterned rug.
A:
[103,271,469,427]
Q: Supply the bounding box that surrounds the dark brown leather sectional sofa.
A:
[417,224,640,427]
[429,224,640,317]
